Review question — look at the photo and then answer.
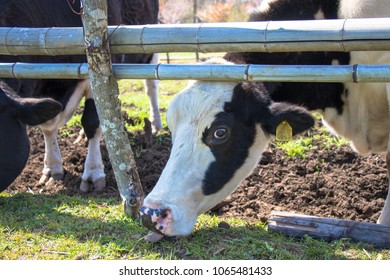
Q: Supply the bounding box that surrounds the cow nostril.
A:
[140,206,171,235]
[160,208,168,219]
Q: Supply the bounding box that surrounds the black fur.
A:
[82,99,100,140]
[225,0,349,113]
[249,0,340,21]
[0,90,62,191]
[0,0,159,191]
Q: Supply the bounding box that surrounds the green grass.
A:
[2,54,390,260]
[2,192,389,260]
[274,137,315,158]
[273,113,350,159]
[118,79,187,132]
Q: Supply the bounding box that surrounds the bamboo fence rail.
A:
[1,18,390,55]
[1,62,390,83]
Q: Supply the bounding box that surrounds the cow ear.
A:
[17,97,63,126]
[263,102,314,137]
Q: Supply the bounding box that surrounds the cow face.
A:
[140,79,314,237]
[0,89,62,191]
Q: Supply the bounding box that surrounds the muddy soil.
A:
[7,120,389,225]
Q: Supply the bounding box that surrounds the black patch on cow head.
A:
[201,82,314,195]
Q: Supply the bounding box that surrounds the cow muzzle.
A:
[140,206,171,235]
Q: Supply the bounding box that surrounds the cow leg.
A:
[79,98,105,192]
[378,83,390,225]
[38,128,63,185]
[144,53,162,134]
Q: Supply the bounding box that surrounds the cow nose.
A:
[140,206,171,234]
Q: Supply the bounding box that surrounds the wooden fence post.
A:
[80,0,144,219]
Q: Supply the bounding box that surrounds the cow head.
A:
[140,67,314,237]
[0,88,62,191]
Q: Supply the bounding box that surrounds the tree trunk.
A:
[80,0,144,219]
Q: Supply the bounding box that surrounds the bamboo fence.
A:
[1,62,390,82]
[0,18,390,56]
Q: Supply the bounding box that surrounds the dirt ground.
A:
[7,119,389,225]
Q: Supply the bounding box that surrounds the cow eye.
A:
[212,126,229,142]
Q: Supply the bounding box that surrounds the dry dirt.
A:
[7,119,389,225]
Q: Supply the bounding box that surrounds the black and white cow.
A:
[140,0,390,238]
[0,0,160,192]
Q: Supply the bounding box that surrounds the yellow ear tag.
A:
[276,121,293,142]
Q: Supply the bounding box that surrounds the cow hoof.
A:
[79,177,106,192]
[38,173,63,186]
[79,180,90,192]
[151,121,163,135]
[93,177,106,192]
[51,173,64,181]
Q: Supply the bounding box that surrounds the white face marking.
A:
[143,81,271,236]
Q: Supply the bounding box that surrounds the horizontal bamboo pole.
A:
[1,62,390,83]
[1,18,390,55]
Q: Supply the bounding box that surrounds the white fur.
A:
[144,53,162,134]
[321,80,390,155]
[327,0,390,225]
[257,0,278,13]
[80,126,105,192]
[339,0,390,18]
[37,80,107,191]
[144,81,271,236]
[314,7,325,20]
[38,80,88,185]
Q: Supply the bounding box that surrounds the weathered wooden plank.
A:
[1,18,390,55]
[2,63,390,83]
[268,211,390,247]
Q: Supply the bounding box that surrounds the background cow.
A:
[140,0,390,238]
[0,0,160,192]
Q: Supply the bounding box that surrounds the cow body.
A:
[141,0,390,237]
[0,0,160,192]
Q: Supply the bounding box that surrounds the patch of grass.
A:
[2,192,389,260]
[118,79,186,132]
[273,137,315,159]
[66,114,82,129]
[315,130,350,149]
[273,113,350,158]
